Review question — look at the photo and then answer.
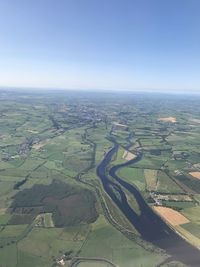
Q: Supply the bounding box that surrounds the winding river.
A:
[96,143,200,267]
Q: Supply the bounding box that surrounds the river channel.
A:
[96,143,200,267]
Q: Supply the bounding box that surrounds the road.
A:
[69,257,119,267]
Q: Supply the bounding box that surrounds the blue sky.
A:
[0,0,200,92]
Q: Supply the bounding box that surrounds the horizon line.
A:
[0,85,200,96]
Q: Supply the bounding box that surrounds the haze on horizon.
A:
[0,0,200,93]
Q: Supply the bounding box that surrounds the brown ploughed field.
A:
[153,206,189,226]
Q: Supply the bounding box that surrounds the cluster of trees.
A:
[10,180,98,227]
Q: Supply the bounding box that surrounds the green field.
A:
[156,171,183,194]
[0,225,28,238]
[79,216,166,267]
[182,223,200,239]
[182,205,200,225]
[117,167,146,191]
[162,201,195,210]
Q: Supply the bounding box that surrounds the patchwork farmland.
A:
[1,91,200,266]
